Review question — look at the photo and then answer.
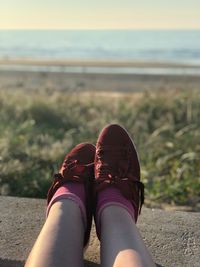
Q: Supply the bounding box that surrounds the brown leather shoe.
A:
[47,143,96,247]
[94,124,144,221]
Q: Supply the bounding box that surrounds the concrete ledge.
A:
[0,196,199,267]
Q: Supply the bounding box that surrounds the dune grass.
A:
[0,88,199,210]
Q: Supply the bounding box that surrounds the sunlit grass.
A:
[0,89,199,210]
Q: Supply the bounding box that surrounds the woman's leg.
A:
[25,199,84,267]
[100,205,156,267]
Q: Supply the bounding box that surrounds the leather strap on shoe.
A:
[47,160,94,204]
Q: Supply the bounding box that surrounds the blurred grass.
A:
[0,89,199,210]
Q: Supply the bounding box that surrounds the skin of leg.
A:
[25,199,85,267]
[100,205,156,267]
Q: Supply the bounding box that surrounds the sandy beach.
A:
[1,58,200,68]
[0,59,200,93]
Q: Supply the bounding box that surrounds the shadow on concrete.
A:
[0,259,100,267]
[83,260,163,267]
[0,258,163,267]
[84,260,100,266]
[0,259,24,267]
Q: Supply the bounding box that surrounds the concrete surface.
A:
[0,196,199,267]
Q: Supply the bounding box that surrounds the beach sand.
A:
[1,58,200,68]
[0,59,200,93]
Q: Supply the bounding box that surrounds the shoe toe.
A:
[68,143,96,164]
[97,124,131,146]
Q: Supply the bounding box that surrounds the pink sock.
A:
[46,182,87,227]
[96,186,136,237]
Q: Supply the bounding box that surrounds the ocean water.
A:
[0,30,200,65]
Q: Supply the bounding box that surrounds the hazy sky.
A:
[1,0,200,29]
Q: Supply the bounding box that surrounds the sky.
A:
[0,0,200,30]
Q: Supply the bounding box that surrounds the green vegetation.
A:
[0,89,199,210]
